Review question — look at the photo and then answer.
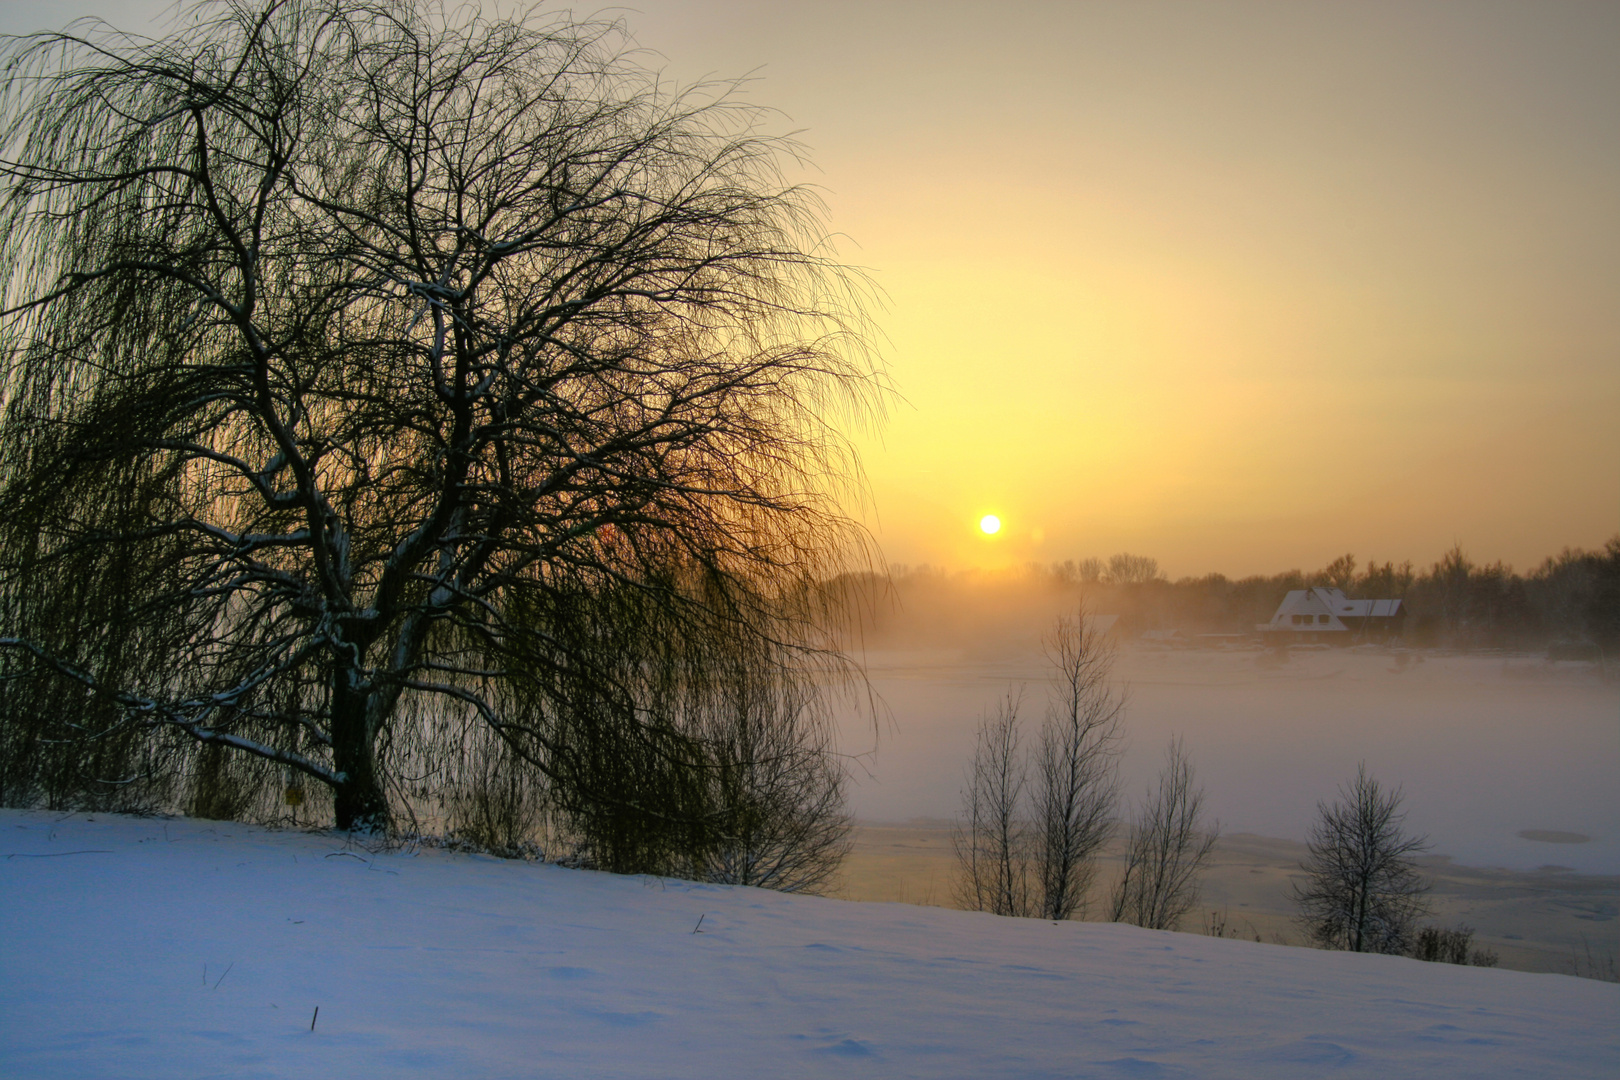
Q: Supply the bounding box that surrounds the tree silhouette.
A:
[1108,736,1218,931]
[1293,766,1431,953]
[0,1,878,837]
[955,610,1123,920]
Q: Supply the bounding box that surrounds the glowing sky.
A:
[7,1,1618,577]
[633,0,1620,576]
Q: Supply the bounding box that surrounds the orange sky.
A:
[10,1,1619,578]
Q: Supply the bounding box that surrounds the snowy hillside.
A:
[2,810,1614,1079]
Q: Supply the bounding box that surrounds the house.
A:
[1257,587,1404,643]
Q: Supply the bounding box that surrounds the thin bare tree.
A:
[1109,735,1219,930]
[0,1,880,845]
[1032,609,1124,920]
[955,608,1124,920]
[1292,765,1431,953]
[954,691,1032,916]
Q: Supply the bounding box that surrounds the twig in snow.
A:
[6,850,111,858]
[692,913,706,933]
[213,962,233,989]
[311,1006,319,1031]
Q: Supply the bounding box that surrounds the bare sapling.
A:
[1109,736,1219,930]
[1033,610,1124,920]
[954,691,1033,916]
[955,606,1124,920]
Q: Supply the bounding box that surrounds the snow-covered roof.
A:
[1260,588,1403,631]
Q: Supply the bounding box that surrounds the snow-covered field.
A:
[3,810,1615,1079]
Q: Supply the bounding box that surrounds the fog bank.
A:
[834,647,1618,874]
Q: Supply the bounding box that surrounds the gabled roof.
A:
[1260,588,1402,631]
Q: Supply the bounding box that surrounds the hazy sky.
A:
[6,1,1617,578]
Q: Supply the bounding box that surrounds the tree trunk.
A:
[330,677,390,833]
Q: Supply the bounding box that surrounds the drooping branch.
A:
[0,635,342,786]
[0,0,879,848]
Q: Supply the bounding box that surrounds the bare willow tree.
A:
[1108,736,1219,930]
[0,1,879,842]
[1033,609,1123,920]
[1292,765,1431,954]
[954,691,1032,916]
[956,609,1123,920]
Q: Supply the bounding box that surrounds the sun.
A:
[979,514,1002,536]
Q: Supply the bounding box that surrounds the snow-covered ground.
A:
[2,810,1614,1079]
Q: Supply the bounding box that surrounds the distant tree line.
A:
[848,538,1619,654]
[1066,540,1619,650]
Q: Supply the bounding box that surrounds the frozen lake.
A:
[833,647,1620,875]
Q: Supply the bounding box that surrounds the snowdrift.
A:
[2,810,1614,1079]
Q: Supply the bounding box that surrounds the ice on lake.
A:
[833,647,1619,874]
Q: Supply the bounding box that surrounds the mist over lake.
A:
[834,647,1618,875]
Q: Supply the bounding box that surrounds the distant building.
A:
[1257,587,1404,644]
